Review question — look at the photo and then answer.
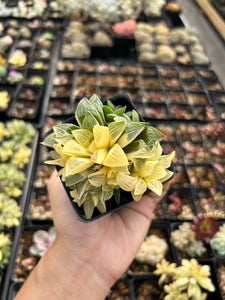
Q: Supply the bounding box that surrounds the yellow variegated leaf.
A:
[117,122,146,148]
[72,129,93,147]
[57,168,66,181]
[114,166,130,174]
[103,144,128,167]
[96,198,107,214]
[126,144,153,160]
[91,148,108,164]
[45,158,65,167]
[101,190,113,202]
[133,177,147,196]
[103,180,116,191]
[88,167,107,187]
[108,121,126,147]
[136,160,158,177]
[150,142,163,161]
[160,170,174,183]
[65,157,94,176]
[49,150,60,159]
[132,158,147,171]
[88,140,98,153]
[197,277,215,292]
[54,144,69,160]
[159,151,175,169]
[93,125,110,148]
[62,140,90,157]
[83,199,95,219]
[116,173,138,191]
[75,180,90,199]
[131,191,143,201]
[71,189,87,207]
[91,192,101,207]
[149,166,167,180]
[146,180,163,196]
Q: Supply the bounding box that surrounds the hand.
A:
[16,170,171,300]
[47,170,171,294]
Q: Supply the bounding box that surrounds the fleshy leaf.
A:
[159,151,175,169]
[89,94,105,125]
[146,180,163,195]
[136,160,158,177]
[108,121,126,147]
[42,132,56,148]
[113,188,121,204]
[75,98,103,127]
[96,198,107,213]
[116,173,138,191]
[114,107,126,116]
[83,199,95,219]
[93,125,110,148]
[65,166,96,186]
[82,112,99,130]
[91,148,108,164]
[139,126,164,149]
[65,157,94,176]
[62,140,90,157]
[160,170,174,183]
[88,168,107,187]
[117,122,146,148]
[103,144,128,167]
[149,165,167,180]
[54,123,78,136]
[133,177,147,196]
[72,129,93,147]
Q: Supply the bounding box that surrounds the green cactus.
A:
[210,224,225,256]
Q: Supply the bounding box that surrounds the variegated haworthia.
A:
[42,94,175,219]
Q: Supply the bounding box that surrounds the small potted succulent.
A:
[164,1,182,27]
[0,90,11,112]
[91,30,114,59]
[170,217,219,259]
[42,93,175,221]
[0,193,21,229]
[210,223,225,257]
[154,258,216,299]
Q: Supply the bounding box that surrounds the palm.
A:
[47,171,170,283]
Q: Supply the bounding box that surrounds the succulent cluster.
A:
[29,227,56,257]
[135,234,168,266]
[0,232,11,269]
[210,224,225,256]
[43,94,174,218]
[91,31,113,47]
[112,19,136,37]
[0,193,21,229]
[9,49,27,68]
[171,222,207,257]
[0,90,10,111]
[154,258,215,300]
[171,217,220,257]
[143,0,166,17]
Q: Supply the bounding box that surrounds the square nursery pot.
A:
[44,93,174,222]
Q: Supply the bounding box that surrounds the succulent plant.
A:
[135,234,168,265]
[57,0,88,20]
[0,164,25,198]
[91,31,113,47]
[62,42,90,59]
[28,75,44,85]
[0,122,4,142]
[165,1,181,11]
[89,0,121,23]
[42,94,174,219]
[192,216,219,244]
[170,222,207,257]
[9,49,27,68]
[0,193,21,229]
[155,258,215,300]
[210,224,225,256]
[4,119,35,145]
[0,35,13,54]
[119,0,142,19]
[0,90,10,110]
[143,0,166,16]
[0,232,11,269]
[7,70,24,84]
[29,227,56,257]
[112,19,136,37]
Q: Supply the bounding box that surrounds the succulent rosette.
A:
[42,94,175,219]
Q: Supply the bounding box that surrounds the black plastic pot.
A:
[44,93,174,222]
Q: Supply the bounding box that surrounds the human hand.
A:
[47,170,171,297]
[16,170,171,300]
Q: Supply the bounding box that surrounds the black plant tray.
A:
[44,93,175,222]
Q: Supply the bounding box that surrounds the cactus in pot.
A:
[42,94,175,220]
